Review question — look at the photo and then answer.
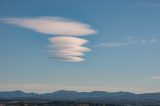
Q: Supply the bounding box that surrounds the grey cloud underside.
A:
[2,17,96,62]
[49,56,84,62]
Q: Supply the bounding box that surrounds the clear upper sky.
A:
[0,0,160,93]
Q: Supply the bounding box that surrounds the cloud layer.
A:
[2,17,96,62]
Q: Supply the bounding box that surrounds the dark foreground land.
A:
[0,100,160,106]
[0,101,123,106]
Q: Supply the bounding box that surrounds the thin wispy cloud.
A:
[2,17,97,62]
[150,76,160,79]
[94,42,129,48]
[95,36,159,48]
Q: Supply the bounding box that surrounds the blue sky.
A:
[0,0,160,93]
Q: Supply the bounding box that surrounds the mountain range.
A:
[0,90,160,105]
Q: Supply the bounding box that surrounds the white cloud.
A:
[150,76,160,79]
[48,45,90,53]
[2,17,96,62]
[3,17,97,36]
[49,36,88,46]
[49,51,85,57]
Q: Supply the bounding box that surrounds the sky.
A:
[0,0,160,93]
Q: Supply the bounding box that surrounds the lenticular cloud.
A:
[3,17,96,36]
[2,17,96,62]
[48,37,90,62]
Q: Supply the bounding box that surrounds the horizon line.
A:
[0,89,160,95]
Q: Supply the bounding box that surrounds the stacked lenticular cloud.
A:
[48,37,90,62]
[2,17,96,62]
